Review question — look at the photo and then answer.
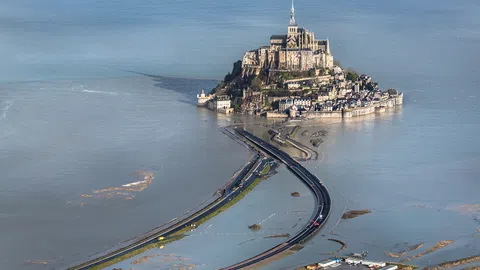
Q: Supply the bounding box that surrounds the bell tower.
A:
[287,0,298,48]
[289,0,296,26]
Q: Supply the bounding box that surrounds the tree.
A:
[318,67,326,76]
[346,71,359,82]
[223,60,242,84]
[308,68,316,77]
[224,72,233,82]
[258,69,268,83]
[264,99,271,107]
[277,77,285,89]
[268,90,290,97]
[249,76,262,91]
[280,72,291,80]
[210,81,226,94]
[231,60,242,77]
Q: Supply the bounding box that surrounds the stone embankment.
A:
[307,111,343,118]
[424,254,480,270]
[266,112,289,118]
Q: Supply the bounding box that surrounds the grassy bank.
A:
[73,162,273,270]
[387,262,420,270]
[172,163,271,236]
[424,254,480,270]
[462,267,480,270]
[385,243,424,258]
[264,233,290,239]
[86,235,186,270]
[400,240,455,262]
[177,163,271,233]
[289,126,301,139]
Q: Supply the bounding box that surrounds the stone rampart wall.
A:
[266,112,288,118]
[344,106,375,118]
[307,111,343,118]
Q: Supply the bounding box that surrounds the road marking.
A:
[203,224,212,232]
[258,213,276,225]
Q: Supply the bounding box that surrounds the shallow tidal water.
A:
[1,0,480,269]
[0,77,251,269]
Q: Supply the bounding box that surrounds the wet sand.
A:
[401,241,455,262]
[342,209,372,220]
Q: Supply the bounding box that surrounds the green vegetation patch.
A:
[261,163,271,175]
[84,235,186,270]
[289,126,300,139]
[249,76,262,91]
[267,89,290,97]
[346,69,359,81]
[248,224,262,231]
[341,209,371,219]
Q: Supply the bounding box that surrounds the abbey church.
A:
[242,1,334,76]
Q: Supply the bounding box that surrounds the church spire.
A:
[289,0,296,25]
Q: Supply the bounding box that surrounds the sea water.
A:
[1,0,479,269]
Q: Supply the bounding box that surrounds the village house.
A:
[208,95,232,112]
[279,98,294,112]
[293,97,312,109]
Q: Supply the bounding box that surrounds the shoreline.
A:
[200,93,403,119]
[300,256,420,270]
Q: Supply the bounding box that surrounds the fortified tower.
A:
[197,89,212,107]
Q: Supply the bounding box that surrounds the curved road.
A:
[66,129,269,270]
[67,127,330,270]
[221,128,332,269]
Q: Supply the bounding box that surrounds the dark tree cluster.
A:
[223,60,243,83]
[249,76,262,91]
[267,90,290,97]
[346,70,359,82]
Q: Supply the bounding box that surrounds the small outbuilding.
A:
[379,265,398,270]
[317,259,337,268]
[289,105,298,118]
[362,260,386,268]
[345,257,363,265]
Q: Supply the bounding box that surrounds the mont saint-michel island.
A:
[197,1,403,119]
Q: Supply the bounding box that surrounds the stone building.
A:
[208,95,231,111]
[215,95,231,110]
[293,97,311,109]
[242,0,334,76]
[279,98,294,112]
